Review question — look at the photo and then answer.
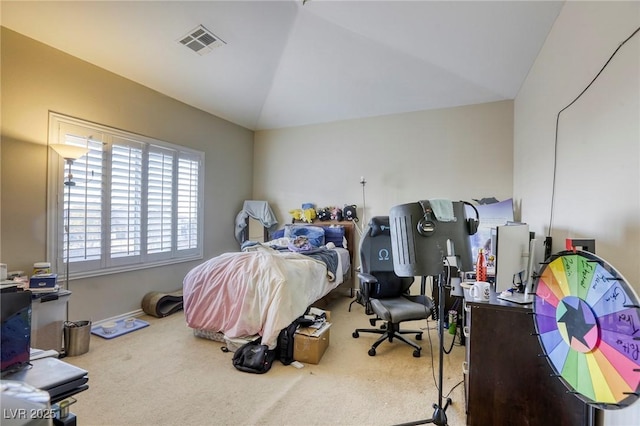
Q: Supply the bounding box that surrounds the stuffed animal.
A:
[343,204,358,222]
[289,209,304,222]
[302,208,316,223]
[317,208,331,221]
[330,207,343,221]
[289,207,316,223]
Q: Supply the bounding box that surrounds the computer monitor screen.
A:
[389,201,474,277]
[494,223,530,293]
[1,290,32,375]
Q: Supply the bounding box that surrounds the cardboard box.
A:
[294,321,331,364]
[29,274,57,289]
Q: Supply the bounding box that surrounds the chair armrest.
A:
[357,272,378,284]
[357,272,378,301]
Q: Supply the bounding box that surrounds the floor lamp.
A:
[50,144,89,300]
[359,176,367,236]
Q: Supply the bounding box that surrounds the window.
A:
[47,113,204,279]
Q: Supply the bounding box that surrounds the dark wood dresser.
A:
[463,292,597,425]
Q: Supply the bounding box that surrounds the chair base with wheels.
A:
[353,318,424,357]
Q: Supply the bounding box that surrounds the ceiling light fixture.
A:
[178,25,226,56]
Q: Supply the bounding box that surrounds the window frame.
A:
[46,112,204,281]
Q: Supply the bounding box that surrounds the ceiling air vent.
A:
[178,25,226,55]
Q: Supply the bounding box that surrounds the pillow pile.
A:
[322,225,345,248]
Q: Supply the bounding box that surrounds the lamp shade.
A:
[50,144,89,161]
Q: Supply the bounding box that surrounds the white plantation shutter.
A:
[47,113,203,278]
[110,141,143,261]
[147,147,174,257]
[177,154,200,252]
[63,135,104,272]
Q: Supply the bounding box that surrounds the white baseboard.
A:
[92,309,144,326]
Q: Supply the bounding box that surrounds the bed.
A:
[183,220,356,349]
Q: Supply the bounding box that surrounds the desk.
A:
[463,290,596,425]
[3,357,88,425]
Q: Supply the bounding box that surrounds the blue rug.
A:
[91,318,150,339]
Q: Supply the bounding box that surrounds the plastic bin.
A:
[63,320,92,356]
[31,289,71,352]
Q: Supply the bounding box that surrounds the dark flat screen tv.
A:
[1,290,32,376]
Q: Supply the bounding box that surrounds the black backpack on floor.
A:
[276,320,300,365]
[232,338,276,374]
[276,315,316,365]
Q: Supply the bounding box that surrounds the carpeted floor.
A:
[64,295,468,425]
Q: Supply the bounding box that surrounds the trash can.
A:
[63,320,91,356]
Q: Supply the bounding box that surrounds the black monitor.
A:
[1,290,32,375]
[389,200,474,277]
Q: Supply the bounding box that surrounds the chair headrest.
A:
[361,216,394,273]
[369,216,390,237]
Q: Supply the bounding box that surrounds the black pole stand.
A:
[395,273,452,426]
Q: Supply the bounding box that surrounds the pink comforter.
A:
[183,249,337,348]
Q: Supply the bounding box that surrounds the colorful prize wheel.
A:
[533,250,640,409]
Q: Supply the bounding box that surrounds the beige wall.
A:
[514,3,640,424]
[254,100,514,229]
[515,2,639,287]
[1,28,254,321]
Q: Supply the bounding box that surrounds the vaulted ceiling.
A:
[1,1,564,130]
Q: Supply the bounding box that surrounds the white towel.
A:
[428,199,455,222]
[234,200,279,243]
